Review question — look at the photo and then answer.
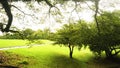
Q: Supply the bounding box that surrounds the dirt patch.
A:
[0,51,30,68]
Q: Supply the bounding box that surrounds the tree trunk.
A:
[0,0,13,32]
[70,50,73,58]
[105,48,113,59]
[94,0,100,35]
[68,44,74,59]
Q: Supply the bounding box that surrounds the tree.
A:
[97,11,120,58]
[21,28,35,40]
[81,11,120,58]
[32,29,43,39]
[55,23,80,58]
[42,28,50,39]
[33,29,50,39]
[0,32,22,39]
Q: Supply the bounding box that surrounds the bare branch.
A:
[84,1,103,15]
[71,2,77,12]
[84,1,94,11]
[10,5,33,16]
[74,2,81,21]
[69,2,81,23]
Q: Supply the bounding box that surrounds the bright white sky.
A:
[11,1,93,31]
[0,0,120,35]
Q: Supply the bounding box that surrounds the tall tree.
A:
[55,23,75,58]
[55,22,83,58]
[81,11,120,58]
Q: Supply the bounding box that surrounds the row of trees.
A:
[55,11,120,59]
[0,28,51,40]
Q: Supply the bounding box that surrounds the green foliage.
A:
[55,23,78,46]
[55,22,92,58]
[0,33,22,39]
[0,28,52,40]
[21,28,35,40]
[75,21,96,46]
[55,11,120,58]
[55,21,94,47]
[81,11,120,58]
[32,29,43,39]
[55,23,80,58]
[21,28,51,40]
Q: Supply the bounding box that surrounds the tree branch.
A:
[69,2,81,23]
[84,1,94,11]
[44,0,54,7]
[10,5,33,16]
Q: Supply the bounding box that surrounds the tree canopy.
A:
[55,10,120,58]
[55,23,78,58]
[0,0,100,32]
[80,11,120,58]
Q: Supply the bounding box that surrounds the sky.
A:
[0,0,120,35]
[10,1,94,31]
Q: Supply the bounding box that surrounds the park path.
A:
[0,44,44,50]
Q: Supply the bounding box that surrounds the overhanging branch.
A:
[10,5,33,16]
[44,0,54,7]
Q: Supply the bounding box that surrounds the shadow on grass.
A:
[47,55,87,68]
[88,57,120,68]
[0,65,18,68]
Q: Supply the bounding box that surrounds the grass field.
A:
[0,39,120,68]
[7,45,93,68]
[0,39,51,48]
[0,39,28,48]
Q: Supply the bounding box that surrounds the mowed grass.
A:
[6,41,94,68]
[0,39,55,48]
[0,39,28,48]
[1,39,120,68]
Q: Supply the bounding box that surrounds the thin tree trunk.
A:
[68,44,74,59]
[105,48,113,58]
[94,0,100,35]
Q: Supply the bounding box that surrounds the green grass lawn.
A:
[7,45,94,68]
[0,39,120,68]
[0,39,28,48]
[0,39,51,48]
